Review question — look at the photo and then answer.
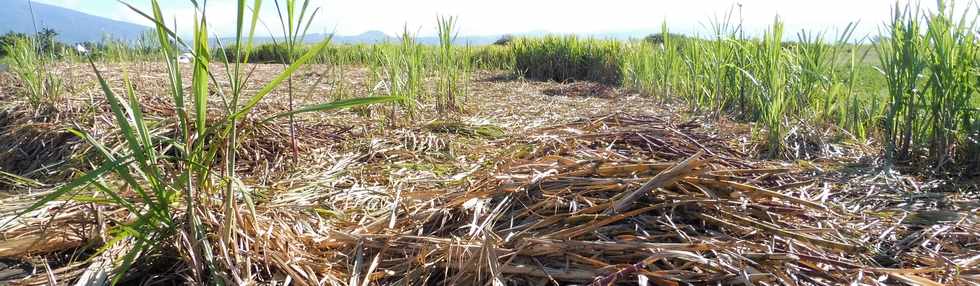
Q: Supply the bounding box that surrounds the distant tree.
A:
[493,34,513,45]
[643,32,687,45]
[0,29,71,58]
[38,28,57,40]
[37,28,60,53]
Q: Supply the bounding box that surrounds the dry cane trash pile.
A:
[250,114,978,285]
[1,112,978,285]
[346,114,976,285]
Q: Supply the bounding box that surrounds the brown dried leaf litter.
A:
[3,111,978,285]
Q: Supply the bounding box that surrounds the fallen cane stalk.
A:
[715,208,862,253]
[606,151,705,214]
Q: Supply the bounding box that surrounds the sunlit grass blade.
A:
[4,155,132,228]
[261,96,404,123]
[234,38,331,120]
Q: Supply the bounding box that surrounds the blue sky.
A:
[32,0,978,38]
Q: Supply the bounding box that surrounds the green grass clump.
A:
[623,23,688,100]
[878,3,928,162]
[739,19,791,156]
[5,37,62,109]
[316,43,376,65]
[621,40,658,96]
[219,42,302,63]
[470,44,513,70]
[615,1,977,165]
[371,28,427,122]
[511,35,623,84]
[94,33,163,62]
[620,15,889,158]
[623,19,796,155]
[435,16,468,112]
[879,0,979,168]
[920,1,978,167]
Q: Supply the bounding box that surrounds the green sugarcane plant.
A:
[921,0,978,167]
[9,0,399,283]
[371,28,425,124]
[273,0,320,160]
[6,36,63,110]
[747,19,790,157]
[436,15,468,113]
[877,2,929,162]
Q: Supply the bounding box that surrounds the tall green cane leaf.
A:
[5,155,133,228]
[261,96,404,123]
[233,38,332,120]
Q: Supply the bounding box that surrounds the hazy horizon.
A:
[26,0,980,40]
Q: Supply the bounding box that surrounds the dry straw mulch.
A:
[3,113,976,285]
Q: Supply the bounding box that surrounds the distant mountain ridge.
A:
[0,1,151,43]
[1,2,659,46]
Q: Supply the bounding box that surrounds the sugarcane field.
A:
[0,0,978,285]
